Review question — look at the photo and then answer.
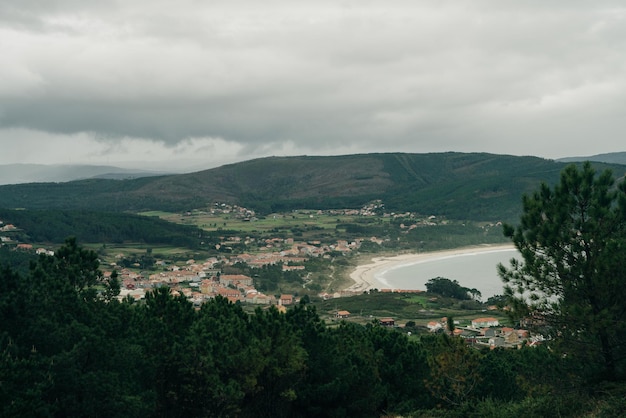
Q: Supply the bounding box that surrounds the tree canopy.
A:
[499,162,626,381]
[425,277,479,300]
[2,237,624,416]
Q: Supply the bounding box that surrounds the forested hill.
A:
[1,152,624,221]
[0,208,206,248]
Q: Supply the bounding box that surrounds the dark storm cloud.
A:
[1,0,625,166]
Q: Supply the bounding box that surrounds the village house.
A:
[282,265,305,272]
[503,330,521,345]
[149,270,201,283]
[215,287,242,300]
[379,318,395,327]
[200,279,219,295]
[336,310,351,319]
[482,328,498,338]
[36,248,54,256]
[245,292,274,305]
[489,336,505,348]
[471,317,500,328]
[427,321,443,332]
[279,294,294,305]
[219,274,253,287]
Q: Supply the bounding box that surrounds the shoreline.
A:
[345,243,516,293]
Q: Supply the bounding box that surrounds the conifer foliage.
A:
[499,162,626,381]
[1,233,620,417]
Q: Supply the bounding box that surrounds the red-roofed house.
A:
[379,318,395,327]
[219,274,253,287]
[216,287,241,300]
[427,321,443,332]
[279,294,294,305]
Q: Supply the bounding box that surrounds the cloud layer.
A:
[1,1,625,168]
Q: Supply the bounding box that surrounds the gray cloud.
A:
[1,1,625,166]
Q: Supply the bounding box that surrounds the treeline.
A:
[1,241,624,417]
[0,208,206,247]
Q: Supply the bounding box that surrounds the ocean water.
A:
[375,248,520,299]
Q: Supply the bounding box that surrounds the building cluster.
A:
[113,235,375,306]
[1,213,383,307]
[426,316,541,349]
[0,221,55,255]
[113,259,297,308]
[334,310,396,326]
[0,221,17,244]
[207,203,256,219]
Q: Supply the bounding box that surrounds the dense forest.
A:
[1,239,625,417]
[0,208,207,248]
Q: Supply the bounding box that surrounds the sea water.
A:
[375,248,520,299]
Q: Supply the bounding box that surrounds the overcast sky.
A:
[1,1,625,171]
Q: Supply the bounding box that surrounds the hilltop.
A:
[557,151,626,165]
[1,152,624,222]
[0,163,169,185]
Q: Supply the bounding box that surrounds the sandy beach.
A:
[346,243,516,293]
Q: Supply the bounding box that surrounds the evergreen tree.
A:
[499,162,626,381]
[422,334,482,407]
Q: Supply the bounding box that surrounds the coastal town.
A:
[109,234,371,308]
[2,214,370,304]
[1,204,530,347]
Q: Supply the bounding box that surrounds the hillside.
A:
[557,151,626,165]
[0,163,169,185]
[0,208,206,248]
[1,152,624,222]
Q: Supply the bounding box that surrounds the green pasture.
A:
[315,292,510,327]
[84,242,205,266]
[138,209,390,236]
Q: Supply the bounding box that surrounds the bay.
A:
[375,248,520,299]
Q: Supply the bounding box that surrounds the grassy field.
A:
[314,291,510,328]
[139,209,390,238]
[83,242,206,267]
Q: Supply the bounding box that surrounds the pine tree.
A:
[499,162,626,381]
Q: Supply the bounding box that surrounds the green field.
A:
[140,209,388,233]
[137,209,397,249]
[83,242,205,268]
[314,291,510,327]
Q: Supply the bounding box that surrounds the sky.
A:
[1,1,625,172]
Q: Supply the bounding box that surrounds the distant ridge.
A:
[0,164,171,185]
[556,151,626,165]
[1,152,625,222]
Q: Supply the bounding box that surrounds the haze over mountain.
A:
[0,164,171,185]
[557,152,626,165]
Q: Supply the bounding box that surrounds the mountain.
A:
[0,164,171,185]
[1,152,624,222]
[557,151,626,165]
